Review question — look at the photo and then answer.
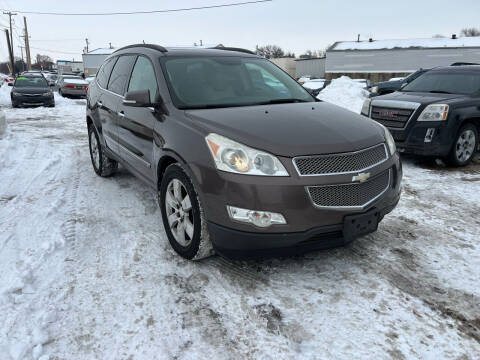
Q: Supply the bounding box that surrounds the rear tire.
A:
[446,123,478,166]
[159,163,214,260]
[88,125,118,177]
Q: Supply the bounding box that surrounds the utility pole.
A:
[5,30,15,75]
[23,16,32,70]
[3,11,17,61]
[18,45,25,72]
[85,38,89,53]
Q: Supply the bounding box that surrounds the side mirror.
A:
[123,89,151,107]
[8,82,13,86]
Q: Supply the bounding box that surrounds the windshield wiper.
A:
[428,90,452,94]
[256,98,311,105]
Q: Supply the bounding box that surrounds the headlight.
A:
[205,133,289,176]
[371,86,379,94]
[12,92,21,96]
[361,98,371,116]
[42,92,52,96]
[418,104,449,121]
[382,126,396,156]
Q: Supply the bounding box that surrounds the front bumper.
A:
[194,153,402,257]
[209,197,399,258]
[389,121,454,157]
[12,95,54,107]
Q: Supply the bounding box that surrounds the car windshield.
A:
[14,76,48,88]
[402,71,480,95]
[161,56,314,109]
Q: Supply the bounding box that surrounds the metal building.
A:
[295,57,326,79]
[82,48,116,77]
[326,36,480,82]
[269,57,297,78]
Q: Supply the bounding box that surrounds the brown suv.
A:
[86,44,402,260]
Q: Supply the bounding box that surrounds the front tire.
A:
[447,123,478,166]
[159,164,214,260]
[88,125,118,177]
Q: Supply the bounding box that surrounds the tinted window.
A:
[128,56,158,103]
[403,71,480,95]
[14,76,48,88]
[96,57,117,88]
[162,57,313,109]
[108,55,136,95]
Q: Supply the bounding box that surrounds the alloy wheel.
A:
[455,129,476,163]
[89,131,100,169]
[165,178,194,246]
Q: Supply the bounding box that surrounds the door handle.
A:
[117,111,125,118]
[97,101,103,107]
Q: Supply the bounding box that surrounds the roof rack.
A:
[451,62,480,66]
[213,45,256,55]
[113,44,168,54]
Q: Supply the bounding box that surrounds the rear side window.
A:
[96,57,117,88]
[127,56,158,103]
[108,55,136,95]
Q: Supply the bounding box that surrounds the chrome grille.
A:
[307,170,390,208]
[294,144,388,176]
[371,106,414,128]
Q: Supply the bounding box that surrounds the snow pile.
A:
[317,76,369,113]
[303,80,325,90]
[0,109,6,137]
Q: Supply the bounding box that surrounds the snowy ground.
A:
[0,82,479,360]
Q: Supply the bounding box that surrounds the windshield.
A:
[402,71,480,94]
[14,76,48,88]
[161,56,314,109]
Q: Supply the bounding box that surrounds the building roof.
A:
[331,37,480,51]
[85,48,116,55]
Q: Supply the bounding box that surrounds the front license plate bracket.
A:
[343,209,380,243]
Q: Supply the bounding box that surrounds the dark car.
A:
[369,69,430,97]
[362,65,480,166]
[11,74,55,108]
[86,44,402,260]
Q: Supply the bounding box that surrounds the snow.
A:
[0,82,479,359]
[332,36,480,51]
[317,76,369,113]
[302,80,325,90]
[0,109,6,136]
[62,79,88,85]
[389,77,405,82]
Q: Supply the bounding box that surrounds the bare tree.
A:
[460,27,480,37]
[255,45,285,59]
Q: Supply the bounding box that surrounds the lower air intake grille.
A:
[307,170,390,208]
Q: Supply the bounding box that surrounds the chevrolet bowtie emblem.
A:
[352,172,371,183]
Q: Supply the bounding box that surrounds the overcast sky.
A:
[1,0,480,63]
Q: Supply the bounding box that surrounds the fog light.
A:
[425,128,435,143]
[227,206,286,228]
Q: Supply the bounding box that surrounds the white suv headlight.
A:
[205,133,289,176]
[418,104,449,121]
[361,98,371,116]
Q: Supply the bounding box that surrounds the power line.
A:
[0,0,272,16]
[29,46,81,55]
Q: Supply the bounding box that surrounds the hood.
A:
[374,80,402,89]
[13,86,51,94]
[185,102,385,157]
[372,91,464,105]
